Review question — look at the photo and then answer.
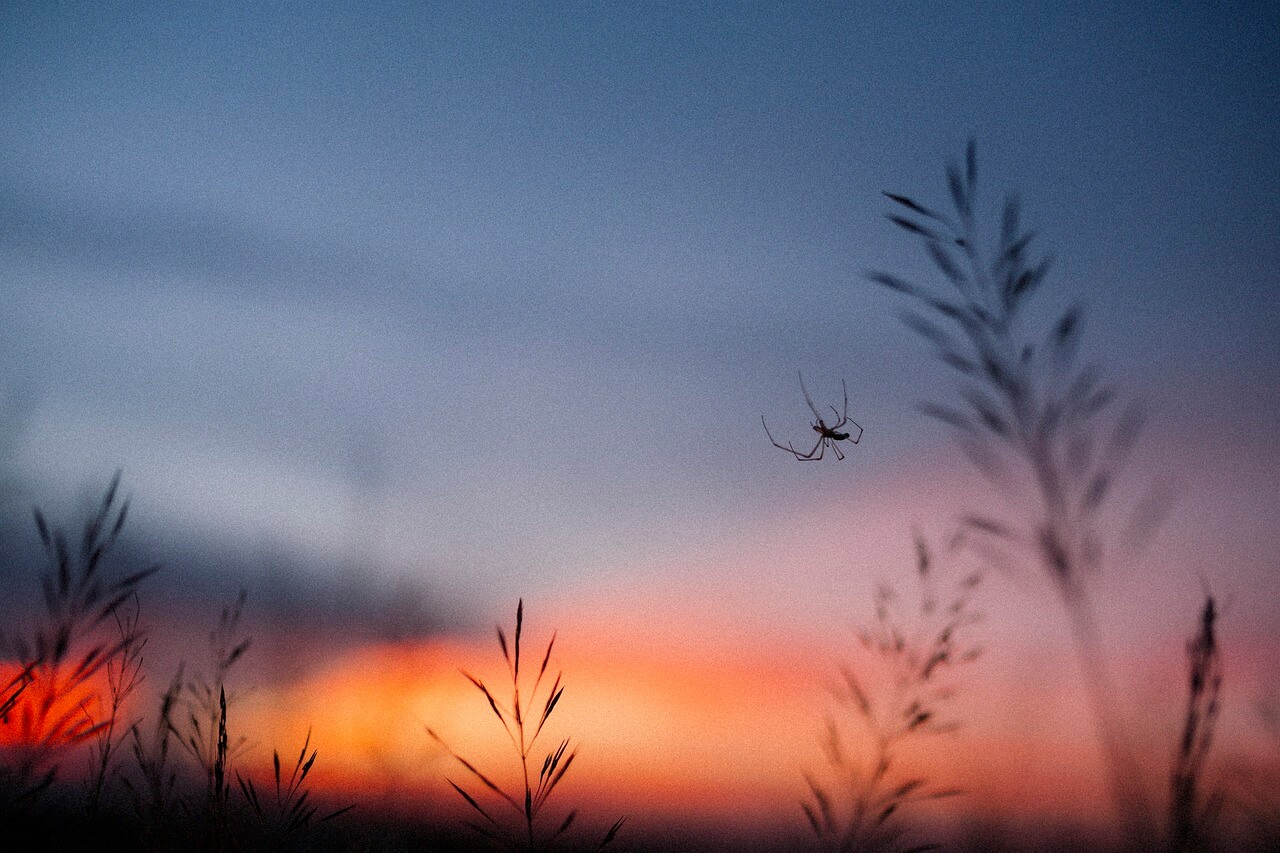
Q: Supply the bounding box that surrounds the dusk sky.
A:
[2,1,1278,846]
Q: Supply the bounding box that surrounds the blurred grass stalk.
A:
[1,472,157,804]
[868,142,1160,840]
[1170,596,1222,852]
[804,533,982,852]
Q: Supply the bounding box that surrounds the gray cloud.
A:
[0,187,424,304]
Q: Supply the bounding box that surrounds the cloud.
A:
[0,490,469,678]
[0,187,423,304]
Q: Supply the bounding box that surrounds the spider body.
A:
[814,422,851,441]
[763,375,863,461]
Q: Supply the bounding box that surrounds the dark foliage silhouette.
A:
[803,533,982,852]
[0,473,157,810]
[1170,595,1223,852]
[429,600,624,852]
[868,141,1166,839]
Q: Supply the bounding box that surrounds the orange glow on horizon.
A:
[236,630,828,825]
[229,607,1184,838]
[10,584,1278,843]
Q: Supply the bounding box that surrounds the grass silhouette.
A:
[1170,595,1223,852]
[176,589,250,813]
[0,665,33,725]
[85,594,147,819]
[803,532,982,852]
[429,599,624,852]
[237,728,355,850]
[0,500,359,850]
[868,141,1164,841]
[0,472,157,811]
[123,666,184,846]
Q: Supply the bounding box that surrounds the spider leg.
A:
[763,416,797,453]
[792,432,824,460]
[763,415,819,460]
[794,442,820,460]
[845,419,864,445]
[789,433,825,461]
[832,440,846,461]
[798,372,823,421]
[828,379,851,430]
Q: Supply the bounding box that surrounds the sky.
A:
[2,0,1279,845]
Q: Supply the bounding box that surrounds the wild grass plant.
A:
[85,595,148,819]
[1169,595,1223,853]
[0,471,359,850]
[0,664,33,723]
[867,142,1164,839]
[803,533,982,853]
[123,667,184,842]
[0,473,157,809]
[0,664,37,812]
[236,729,355,851]
[176,589,251,810]
[429,600,624,852]
[118,589,351,850]
[119,589,253,849]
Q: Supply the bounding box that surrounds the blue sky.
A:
[2,1,1277,629]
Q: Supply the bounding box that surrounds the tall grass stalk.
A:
[868,142,1155,838]
[0,665,33,723]
[804,533,981,852]
[85,595,147,818]
[0,473,157,799]
[123,668,183,842]
[236,728,355,850]
[1169,595,1223,852]
[429,600,624,852]
[177,589,250,806]
[172,591,250,848]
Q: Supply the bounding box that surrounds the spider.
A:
[762,375,863,461]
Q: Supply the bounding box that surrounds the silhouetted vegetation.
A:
[1,473,155,813]
[803,532,981,852]
[1,144,1274,853]
[85,595,146,820]
[1170,595,1223,852]
[869,141,1167,840]
[429,599,624,852]
[0,481,353,849]
[238,729,355,850]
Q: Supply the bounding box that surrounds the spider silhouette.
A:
[762,375,863,461]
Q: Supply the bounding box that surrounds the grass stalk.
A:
[0,473,157,801]
[85,595,148,819]
[868,142,1159,840]
[1169,595,1222,852]
[237,728,355,850]
[176,589,250,809]
[804,533,982,852]
[123,667,183,844]
[429,599,623,852]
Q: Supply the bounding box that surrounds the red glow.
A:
[0,661,113,755]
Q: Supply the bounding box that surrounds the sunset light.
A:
[3,2,1278,851]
